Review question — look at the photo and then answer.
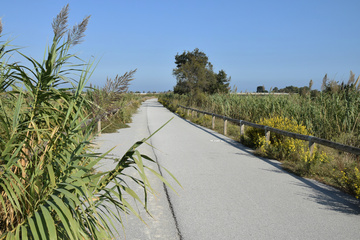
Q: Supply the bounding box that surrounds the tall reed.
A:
[0,6,178,239]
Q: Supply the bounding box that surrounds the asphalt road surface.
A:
[95,98,360,240]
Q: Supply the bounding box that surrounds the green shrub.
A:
[336,165,360,198]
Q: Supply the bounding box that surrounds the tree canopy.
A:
[173,48,230,95]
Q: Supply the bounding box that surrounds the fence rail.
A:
[178,105,360,156]
[83,101,134,134]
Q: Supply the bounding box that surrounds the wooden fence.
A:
[178,105,360,156]
[84,101,133,134]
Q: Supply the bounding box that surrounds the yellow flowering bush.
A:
[204,114,212,121]
[192,114,212,128]
[338,166,360,198]
[158,98,180,113]
[246,116,311,160]
[175,107,186,118]
[355,167,360,198]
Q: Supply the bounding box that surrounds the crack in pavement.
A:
[146,103,183,240]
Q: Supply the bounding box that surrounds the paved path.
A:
[95,99,360,240]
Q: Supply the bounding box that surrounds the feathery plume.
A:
[321,73,328,91]
[52,4,69,40]
[0,18,3,35]
[348,70,355,86]
[67,15,90,46]
[104,69,137,94]
[356,75,360,90]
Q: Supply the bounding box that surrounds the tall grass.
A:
[160,90,360,147]
[0,6,178,239]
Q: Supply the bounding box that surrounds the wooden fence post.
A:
[240,120,245,142]
[224,118,228,136]
[265,127,270,146]
[309,137,315,156]
[97,120,101,135]
[212,115,215,129]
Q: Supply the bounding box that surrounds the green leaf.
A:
[0,195,7,216]
[46,164,56,187]
[40,205,57,240]
[145,166,178,194]
[54,188,82,207]
[5,231,14,240]
[0,182,22,213]
[46,199,75,240]
[34,211,47,240]
[161,166,183,188]
[21,225,28,240]
[145,117,173,141]
[11,92,23,136]
[27,216,40,240]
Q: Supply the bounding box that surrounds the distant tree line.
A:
[272,84,319,97]
[269,71,360,97]
[257,82,319,97]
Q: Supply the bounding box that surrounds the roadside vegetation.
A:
[0,5,177,239]
[159,69,360,198]
[86,71,145,133]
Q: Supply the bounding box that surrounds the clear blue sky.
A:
[2,0,360,92]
